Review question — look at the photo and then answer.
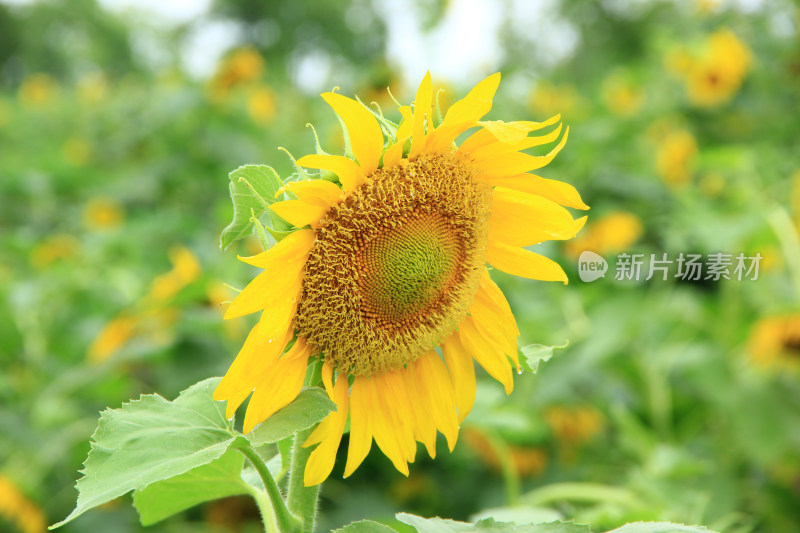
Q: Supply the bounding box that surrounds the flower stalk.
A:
[237,444,302,533]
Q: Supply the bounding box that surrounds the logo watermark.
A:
[578,251,609,282]
[577,252,762,282]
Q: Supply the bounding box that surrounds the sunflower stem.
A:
[238,445,301,533]
[287,426,320,532]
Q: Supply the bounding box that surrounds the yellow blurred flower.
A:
[0,475,47,533]
[209,48,265,99]
[545,405,604,461]
[601,71,644,116]
[656,128,698,186]
[463,428,548,477]
[88,316,138,364]
[145,246,202,304]
[696,0,722,14]
[61,137,92,166]
[758,245,782,273]
[76,71,109,105]
[247,86,277,124]
[83,197,124,230]
[546,406,604,445]
[677,29,752,107]
[748,314,800,370]
[530,82,580,117]
[30,234,80,269]
[698,172,726,198]
[88,246,201,363]
[565,211,643,258]
[18,73,58,108]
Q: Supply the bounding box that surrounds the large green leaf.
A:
[219,164,284,250]
[247,387,337,446]
[607,524,717,533]
[52,378,246,528]
[132,448,250,525]
[397,514,591,532]
[333,520,398,532]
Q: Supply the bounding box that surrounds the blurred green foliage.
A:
[1,0,799,532]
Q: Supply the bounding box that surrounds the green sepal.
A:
[246,387,336,446]
[220,165,284,250]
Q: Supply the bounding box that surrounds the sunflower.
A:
[214,72,588,485]
[679,29,751,107]
[748,314,800,370]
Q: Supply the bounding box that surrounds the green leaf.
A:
[132,448,250,525]
[470,507,563,526]
[397,513,590,532]
[519,342,568,374]
[52,378,246,529]
[247,387,336,446]
[606,524,717,533]
[333,520,398,532]
[219,164,284,250]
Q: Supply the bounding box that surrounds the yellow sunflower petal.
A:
[396,105,413,139]
[470,285,519,367]
[369,372,414,475]
[471,127,569,178]
[458,317,514,394]
[276,179,342,207]
[321,359,335,400]
[487,241,569,284]
[321,92,384,174]
[402,365,438,458]
[296,154,366,192]
[304,372,350,486]
[471,123,562,160]
[383,107,412,169]
[344,376,373,477]
[238,229,316,268]
[226,230,313,319]
[412,351,460,451]
[270,199,329,228]
[425,72,501,152]
[213,326,292,416]
[477,270,519,335]
[408,72,433,159]
[441,332,477,423]
[459,114,561,154]
[243,339,311,433]
[224,267,299,320]
[485,173,589,210]
[488,187,580,247]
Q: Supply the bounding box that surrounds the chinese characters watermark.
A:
[578,252,762,283]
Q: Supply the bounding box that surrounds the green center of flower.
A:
[357,213,461,323]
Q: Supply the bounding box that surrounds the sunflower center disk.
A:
[296,153,491,376]
[358,213,461,323]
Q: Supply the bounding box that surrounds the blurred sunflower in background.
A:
[748,315,800,371]
[214,72,588,486]
[669,28,751,107]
